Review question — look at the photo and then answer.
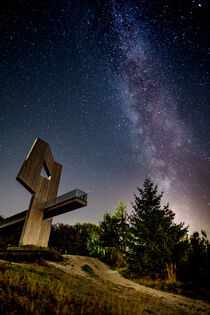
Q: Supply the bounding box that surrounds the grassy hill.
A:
[0,259,153,315]
[0,256,210,315]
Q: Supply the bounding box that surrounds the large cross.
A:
[0,138,87,247]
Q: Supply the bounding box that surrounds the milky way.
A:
[93,1,210,229]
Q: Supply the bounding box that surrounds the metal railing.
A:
[45,189,87,208]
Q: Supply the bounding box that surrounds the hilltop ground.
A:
[0,255,209,314]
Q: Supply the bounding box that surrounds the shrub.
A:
[103,247,127,269]
[165,263,176,283]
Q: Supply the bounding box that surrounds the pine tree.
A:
[129,178,188,277]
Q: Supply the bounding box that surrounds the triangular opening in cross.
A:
[40,161,51,180]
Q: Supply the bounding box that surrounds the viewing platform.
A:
[0,189,87,230]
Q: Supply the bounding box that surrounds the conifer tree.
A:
[129,178,188,276]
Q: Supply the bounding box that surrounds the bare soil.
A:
[47,255,210,314]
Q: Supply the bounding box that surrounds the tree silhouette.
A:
[129,178,188,277]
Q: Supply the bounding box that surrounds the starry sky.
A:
[0,0,209,235]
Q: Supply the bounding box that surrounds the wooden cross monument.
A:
[0,138,87,247]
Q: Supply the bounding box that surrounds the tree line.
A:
[0,178,209,285]
[49,178,210,285]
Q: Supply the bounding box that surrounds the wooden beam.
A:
[0,197,87,230]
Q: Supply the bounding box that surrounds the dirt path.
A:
[47,255,210,314]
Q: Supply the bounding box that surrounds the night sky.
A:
[0,0,209,235]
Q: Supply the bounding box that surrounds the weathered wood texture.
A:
[0,198,87,230]
[16,138,62,247]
